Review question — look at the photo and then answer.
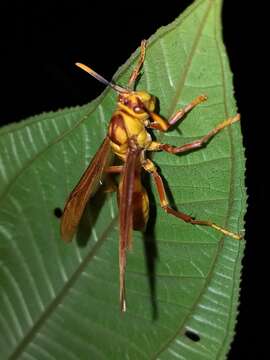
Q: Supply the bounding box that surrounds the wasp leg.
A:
[168,95,208,125]
[102,166,123,193]
[105,165,123,174]
[142,159,241,240]
[128,40,147,88]
[150,114,240,154]
[148,95,207,131]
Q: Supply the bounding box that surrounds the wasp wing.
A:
[119,144,141,312]
[61,136,112,242]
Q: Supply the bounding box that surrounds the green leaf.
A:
[0,0,246,359]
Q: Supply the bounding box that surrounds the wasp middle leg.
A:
[148,114,240,154]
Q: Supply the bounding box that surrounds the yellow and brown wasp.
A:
[60,40,241,312]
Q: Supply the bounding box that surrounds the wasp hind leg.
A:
[102,165,123,193]
[142,159,241,240]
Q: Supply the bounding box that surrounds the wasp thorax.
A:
[118,91,156,115]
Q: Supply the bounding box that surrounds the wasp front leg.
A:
[105,166,123,174]
[148,95,207,131]
[128,40,147,88]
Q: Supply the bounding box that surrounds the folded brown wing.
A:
[61,136,112,242]
[119,144,141,311]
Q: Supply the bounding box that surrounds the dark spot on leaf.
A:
[185,330,200,342]
[54,207,63,218]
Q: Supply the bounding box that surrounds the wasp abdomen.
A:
[132,188,149,231]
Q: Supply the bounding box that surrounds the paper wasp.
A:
[60,40,241,312]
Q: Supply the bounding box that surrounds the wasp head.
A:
[118,91,156,117]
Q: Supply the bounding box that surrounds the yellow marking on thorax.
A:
[110,142,128,160]
[122,112,152,148]
[109,109,152,160]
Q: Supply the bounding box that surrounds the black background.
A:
[0,1,265,358]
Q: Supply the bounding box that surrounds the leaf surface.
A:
[0,0,246,359]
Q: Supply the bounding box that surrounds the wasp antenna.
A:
[75,62,128,93]
[75,62,111,86]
